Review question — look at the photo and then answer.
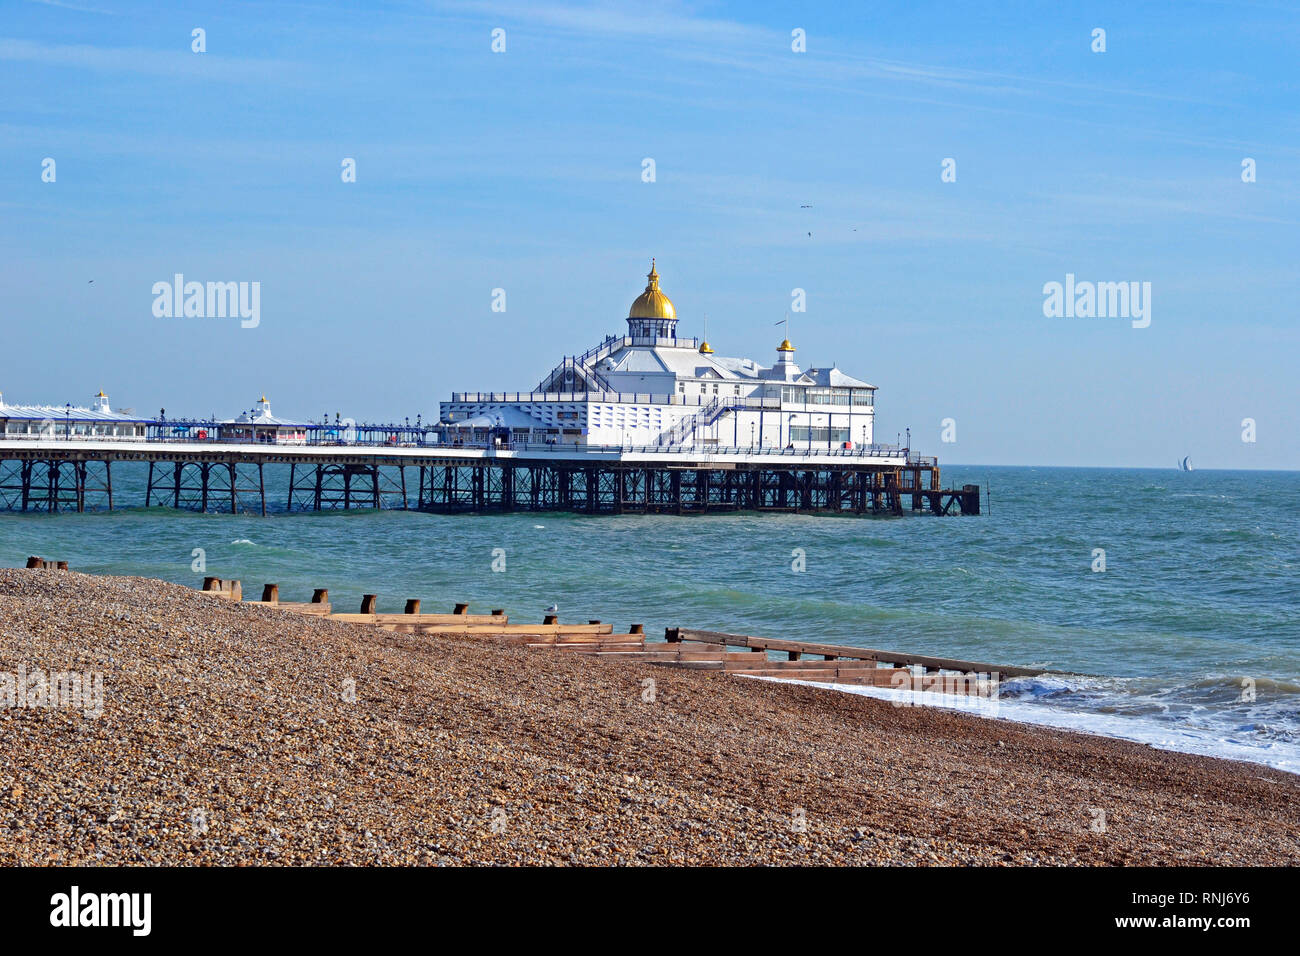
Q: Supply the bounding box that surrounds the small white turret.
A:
[93,390,111,413]
[774,338,800,381]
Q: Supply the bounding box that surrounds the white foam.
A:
[742,675,1300,775]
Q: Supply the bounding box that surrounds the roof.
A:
[224,411,307,427]
[602,343,765,380]
[443,407,546,429]
[805,367,875,389]
[0,402,148,422]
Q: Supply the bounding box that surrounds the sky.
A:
[1,0,1297,468]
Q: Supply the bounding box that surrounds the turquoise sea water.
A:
[3,465,1298,771]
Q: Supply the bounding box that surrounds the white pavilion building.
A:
[440,262,880,453]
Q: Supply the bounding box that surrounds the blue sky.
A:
[1,0,1297,467]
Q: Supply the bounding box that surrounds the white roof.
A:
[603,343,764,380]
[225,410,307,427]
[444,407,546,429]
[0,402,147,422]
[806,367,875,389]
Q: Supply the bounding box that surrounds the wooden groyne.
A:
[26,559,1045,697]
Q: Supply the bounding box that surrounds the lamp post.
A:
[65,403,71,440]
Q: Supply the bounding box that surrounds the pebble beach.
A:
[2,568,1297,866]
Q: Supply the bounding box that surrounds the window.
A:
[790,426,851,444]
[712,384,719,394]
[807,388,852,406]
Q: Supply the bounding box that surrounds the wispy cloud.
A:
[0,37,307,83]
[23,0,120,14]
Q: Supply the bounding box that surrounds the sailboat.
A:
[1178,456,1193,472]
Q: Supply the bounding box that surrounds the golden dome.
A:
[777,338,795,352]
[629,259,676,320]
[699,341,714,354]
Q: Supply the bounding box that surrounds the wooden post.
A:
[630,624,645,635]
[203,576,219,592]
[25,556,44,569]
[490,609,505,616]
[543,614,557,625]
[55,561,68,570]
[261,584,279,604]
[453,603,469,615]
[360,594,377,614]
[311,588,329,604]
[404,599,421,614]
[588,619,601,625]
[665,627,681,643]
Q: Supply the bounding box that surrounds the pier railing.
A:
[5,430,914,459]
[447,390,782,406]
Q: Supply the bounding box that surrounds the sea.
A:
[2,464,1297,773]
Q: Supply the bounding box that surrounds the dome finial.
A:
[629,259,675,320]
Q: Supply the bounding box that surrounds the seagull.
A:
[800,203,812,208]
[544,603,559,613]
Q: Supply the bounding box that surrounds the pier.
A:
[0,438,980,516]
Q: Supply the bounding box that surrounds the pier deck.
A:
[0,438,979,516]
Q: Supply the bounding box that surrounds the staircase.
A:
[657,398,729,446]
[535,335,626,394]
